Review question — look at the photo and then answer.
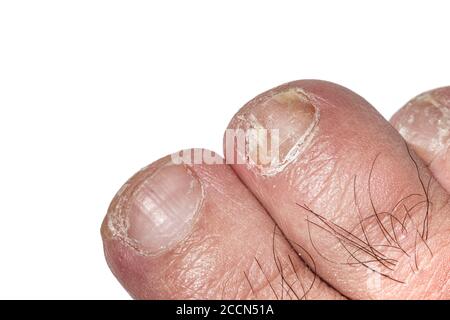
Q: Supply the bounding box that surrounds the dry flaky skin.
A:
[102,153,343,300]
[230,88,320,176]
[391,86,450,192]
[101,80,450,300]
[227,80,450,299]
[103,158,206,257]
[392,88,450,163]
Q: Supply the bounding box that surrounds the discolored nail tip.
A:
[228,86,320,176]
[101,157,205,256]
[393,87,450,162]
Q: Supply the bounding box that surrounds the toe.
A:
[101,149,342,300]
[391,87,450,193]
[225,80,450,299]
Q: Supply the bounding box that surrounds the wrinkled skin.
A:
[101,80,450,300]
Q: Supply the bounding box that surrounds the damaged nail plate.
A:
[392,87,450,163]
[102,157,204,256]
[227,86,320,176]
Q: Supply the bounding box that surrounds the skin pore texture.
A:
[101,80,450,300]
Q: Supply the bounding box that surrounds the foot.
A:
[101,80,450,299]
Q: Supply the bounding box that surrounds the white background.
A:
[0,1,449,299]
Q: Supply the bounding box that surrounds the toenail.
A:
[394,89,450,163]
[105,160,204,255]
[228,87,319,175]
